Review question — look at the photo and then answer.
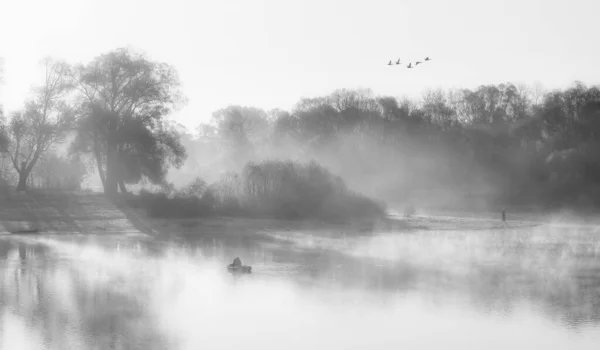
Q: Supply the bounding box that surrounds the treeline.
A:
[175,82,600,211]
[2,47,600,214]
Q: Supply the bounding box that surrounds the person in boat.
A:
[228,257,251,274]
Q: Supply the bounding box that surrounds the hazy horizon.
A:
[2,0,600,129]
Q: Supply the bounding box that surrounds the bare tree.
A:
[0,58,75,190]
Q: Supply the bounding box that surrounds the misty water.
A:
[1,213,600,349]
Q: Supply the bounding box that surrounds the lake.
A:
[1,213,599,349]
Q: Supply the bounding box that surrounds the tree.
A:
[0,58,75,190]
[211,105,270,163]
[32,152,88,190]
[421,88,456,130]
[112,116,186,192]
[0,116,8,153]
[71,48,186,195]
[0,117,12,189]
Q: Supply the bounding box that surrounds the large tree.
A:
[71,48,186,195]
[0,58,75,190]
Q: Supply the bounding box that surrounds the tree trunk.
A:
[92,133,106,189]
[94,150,106,188]
[105,143,119,196]
[16,170,29,191]
[118,179,128,194]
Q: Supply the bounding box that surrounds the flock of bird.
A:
[387,56,431,69]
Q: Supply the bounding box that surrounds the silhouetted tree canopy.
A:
[5,46,600,212]
[186,81,600,211]
[70,48,187,195]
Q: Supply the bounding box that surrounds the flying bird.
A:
[415,61,422,66]
[407,63,413,68]
[396,59,401,65]
[425,57,431,61]
[388,60,393,66]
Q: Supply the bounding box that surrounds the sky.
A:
[1,0,599,130]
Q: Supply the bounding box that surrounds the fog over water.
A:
[1,213,600,350]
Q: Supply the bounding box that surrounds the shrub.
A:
[178,177,208,197]
[210,160,386,221]
[124,160,386,221]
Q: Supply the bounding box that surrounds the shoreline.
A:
[2,188,599,237]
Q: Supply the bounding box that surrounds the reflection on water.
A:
[0,238,170,350]
[1,216,600,349]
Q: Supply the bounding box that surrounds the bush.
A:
[210,160,386,220]
[178,177,208,197]
[129,187,216,219]
[148,194,202,218]
[124,160,387,221]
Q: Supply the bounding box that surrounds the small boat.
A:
[227,257,252,274]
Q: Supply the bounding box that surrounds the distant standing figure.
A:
[502,209,506,222]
